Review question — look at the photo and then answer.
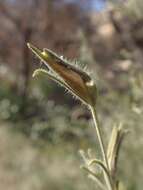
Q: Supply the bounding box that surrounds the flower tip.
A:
[32,68,49,78]
[32,70,40,78]
[27,42,36,51]
[27,42,31,48]
[27,43,35,51]
[27,42,37,50]
[27,43,45,60]
[32,71,37,78]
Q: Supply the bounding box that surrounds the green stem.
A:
[90,105,113,190]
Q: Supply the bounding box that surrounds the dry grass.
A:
[0,123,96,190]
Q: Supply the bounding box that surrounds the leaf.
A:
[107,123,128,178]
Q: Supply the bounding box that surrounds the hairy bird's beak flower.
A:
[27,43,126,190]
[27,43,97,106]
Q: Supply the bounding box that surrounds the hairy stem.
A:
[90,105,113,190]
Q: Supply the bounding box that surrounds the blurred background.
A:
[0,0,143,189]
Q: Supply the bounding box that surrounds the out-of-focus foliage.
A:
[0,0,143,190]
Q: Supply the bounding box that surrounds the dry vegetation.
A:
[0,0,143,189]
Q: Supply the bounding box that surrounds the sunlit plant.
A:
[27,43,127,190]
